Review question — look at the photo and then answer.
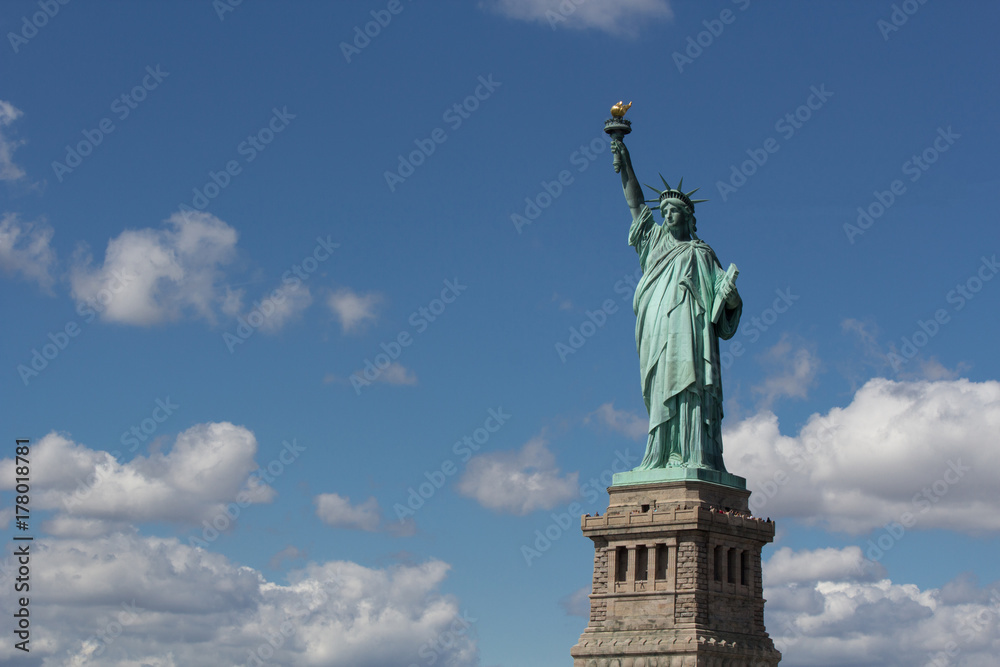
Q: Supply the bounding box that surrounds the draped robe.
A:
[628,205,741,471]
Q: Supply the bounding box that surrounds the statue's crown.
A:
[644,175,708,212]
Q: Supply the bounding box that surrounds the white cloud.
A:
[764,546,1000,666]
[269,545,306,570]
[327,287,381,333]
[314,493,415,536]
[42,516,132,539]
[0,99,25,181]
[257,281,313,334]
[0,423,276,529]
[315,493,381,531]
[481,0,672,37]
[224,279,313,335]
[914,357,969,381]
[457,436,578,514]
[0,534,477,667]
[752,335,820,408]
[69,210,238,325]
[342,361,419,389]
[0,213,57,292]
[560,587,591,617]
[380,361,418,385]
[587,402,648,439]
[725,377,1000,534]
[764,546,886,586]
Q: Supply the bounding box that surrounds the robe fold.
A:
[628,205,741,471]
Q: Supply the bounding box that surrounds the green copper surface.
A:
[611,467,747,489]
[609,128,743,489]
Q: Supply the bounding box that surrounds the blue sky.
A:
[1,0,999,665]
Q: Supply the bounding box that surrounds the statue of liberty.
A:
[608,110,742,475]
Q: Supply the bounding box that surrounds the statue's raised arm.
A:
[611,139,645,222]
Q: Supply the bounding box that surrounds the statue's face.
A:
[662,202,687,230]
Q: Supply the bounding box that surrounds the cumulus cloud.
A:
[0,534,477,667]
[764,546,886,587]
[314,493,415,536]
[0,423,276,529]
[764,546,1000,666]
[481,0,672,37]
[0,100,25,181]
[457,436,578,514]
[69,210,238,325]
[231,280,313,334]
[327,287,381,333]
[315,493,381,531]
[587,402,648,439]
[0,213,57,292]
[725,377,1000,534]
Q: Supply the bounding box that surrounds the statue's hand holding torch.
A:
[604,101,632,174]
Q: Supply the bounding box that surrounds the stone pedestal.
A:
[570,480,781,667]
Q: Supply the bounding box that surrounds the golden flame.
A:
[610,101,632,118]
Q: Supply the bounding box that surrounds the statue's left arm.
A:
[713,261,742,340]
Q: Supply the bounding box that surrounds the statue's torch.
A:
[604,101,632,173]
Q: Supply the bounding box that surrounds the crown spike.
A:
[676,177,684,191]
[691,198,708,204]
[685,187,700,197]
[659,173,671,191]
[644,183,663,195]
